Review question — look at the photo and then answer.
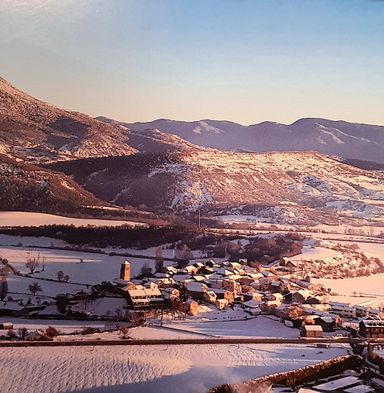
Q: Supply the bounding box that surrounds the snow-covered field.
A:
[0,211,147,228]
[0,246,171,296]
[0,235,224,299]
[317,274,384,297]
[344,242,384,259]
[215,216,384,237]
[0,234,70,248]
[0,343,347,393]
[166,315,300,338]
[0,231,380,393]
[290,246,341,262]
[315,241,384,298]
[0,245,158,297]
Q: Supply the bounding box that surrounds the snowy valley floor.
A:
[0,220,383,392]
[0,318,348,392]
[0,342,348,393]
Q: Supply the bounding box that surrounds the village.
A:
[1,237,384,342]
[1,218,384,392]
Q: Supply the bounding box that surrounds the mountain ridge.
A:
[97,116,384,163]
[45,149,384,225]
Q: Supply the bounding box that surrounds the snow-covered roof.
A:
[329,301,352,308]
[173,274,191,282]
[304,325,323,331]
[295,289,312,299]
[227,274,242,281]
[186,282,207,293]
[319,316,334,323]
[217,268,233,276]
[132,298,149,305]
[361,320,384,328]
[213,288,232,295]
[185,265,197,273]
[144,287,162,297]
[243,299,262,309]
[248,273,263,279]
[153,272,168,278]
[127,289,147,298]
[193,275,207,282]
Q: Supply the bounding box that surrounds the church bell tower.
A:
[120,260,131,281]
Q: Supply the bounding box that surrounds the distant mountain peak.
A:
[110,116,384,163]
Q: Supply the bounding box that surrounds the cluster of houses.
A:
[2,256,384,340]
[106,258,384,337]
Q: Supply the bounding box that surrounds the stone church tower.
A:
[120,260,131,281]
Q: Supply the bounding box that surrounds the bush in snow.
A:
[28,282,42,296]
[45,326,60,338]
[80,327,101,335]
[120,327,131,339]
[7,329,17,339]
[57,270,64,281]
[140,263,153,278]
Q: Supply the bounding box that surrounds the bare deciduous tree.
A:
[25,253,41,274]
[120,326,131,339]
[18,327,28,340]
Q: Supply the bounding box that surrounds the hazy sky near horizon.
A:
[0,0,384,125]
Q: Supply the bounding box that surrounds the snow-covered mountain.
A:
[2,75,383,164]
[105,117,384,163]
[46,150,384,225]
[0,76,205,163]
[0,77,137,162]
[2,76,384,224]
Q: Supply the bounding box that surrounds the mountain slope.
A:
[123,128,199,153]
[0,154,106,214]
[0,77,136,162]
[107,117,384,163]
[46,150,384,225]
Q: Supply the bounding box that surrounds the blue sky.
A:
[1,0,384,125]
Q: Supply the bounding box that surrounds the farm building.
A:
[359,320,384,338]
[315,316,335,332]
[215,298,228,310]
[0,322,13,329]
[184,299,199,316]
[301,325,323,338]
